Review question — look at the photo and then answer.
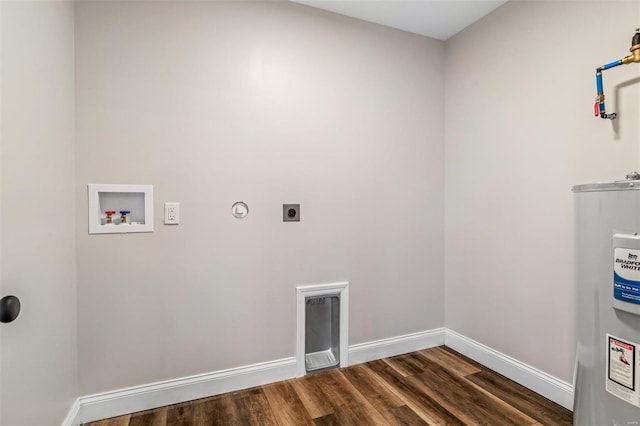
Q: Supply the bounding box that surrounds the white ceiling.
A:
[290,0,506,40]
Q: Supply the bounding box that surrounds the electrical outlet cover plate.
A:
[164,202,180,225]
[283,204,300,222]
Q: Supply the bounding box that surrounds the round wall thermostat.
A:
[231,201,249,219]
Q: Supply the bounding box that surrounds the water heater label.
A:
[607,334,640,408]
[613,247,640,304]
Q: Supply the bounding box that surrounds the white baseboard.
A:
[77,357,297,424]
[348,328,445,366]
[63,327,573,424]
[68,328,444,424]
[444,329,574,410]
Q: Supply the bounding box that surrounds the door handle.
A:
[0,295,21,323]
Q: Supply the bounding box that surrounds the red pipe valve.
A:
[105,210,116,224]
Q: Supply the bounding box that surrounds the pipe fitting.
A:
[623,45,640,64]
[623,30,640,64]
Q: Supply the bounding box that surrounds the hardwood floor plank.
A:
[399,354,537,425]
[191,402,208,426]
[331,369,392,425]
[366,359,465,425]
[383,405,429,426]
[312,413,339,426]
[311,370,352,407]
[383,354,426,377]
[165,402,195,426]
[233,387,278,425]
[312,369,390,425]
[417,347,482,377]
[198,393,243,425]
[128,407,166,426]
[289,375,335,419]
[262,380,315,425]
[312,407,358,426]
[341,364,405,414]
[349,362,433,425]
[465,370,573,426]
[89,415,131,426]
[232,388,260,424]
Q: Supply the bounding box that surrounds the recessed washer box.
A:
[88,184,153,234]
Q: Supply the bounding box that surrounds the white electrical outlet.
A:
[164,202,180,225]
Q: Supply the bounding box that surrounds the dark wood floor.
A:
[84,346,572,425]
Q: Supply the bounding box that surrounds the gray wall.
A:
[75,1,445,394]
[0,1,78,424]
[445,0,640,383]
[8,0,625,412]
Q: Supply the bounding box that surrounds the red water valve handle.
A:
[594,102,600,117]
[105,210,116,216]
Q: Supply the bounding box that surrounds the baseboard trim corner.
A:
[348,327,445,366]
[444,328,574,410]
[62,397,81,426]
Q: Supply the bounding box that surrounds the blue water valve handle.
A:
[119,210,131,224]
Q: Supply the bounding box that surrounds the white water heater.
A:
[574,178,640,425]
